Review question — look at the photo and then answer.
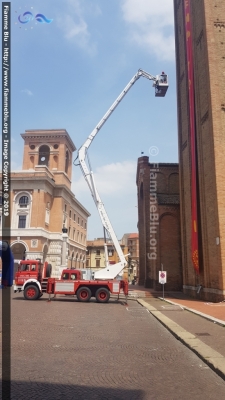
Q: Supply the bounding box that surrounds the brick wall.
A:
[173,0,225,301]
[137,158,182,290]
[136,157,150,285]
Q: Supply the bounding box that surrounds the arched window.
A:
[12,192,32,230]
[38,145,50,166]
[19,196,29,208]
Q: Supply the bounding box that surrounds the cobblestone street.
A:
[2,291,225,399]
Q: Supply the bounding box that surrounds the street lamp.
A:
[61,226,68,268]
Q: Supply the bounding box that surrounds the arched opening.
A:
[38,145,50,167]
[11,242,27,278]
[79,253,83,269]
[159,213,182,290]
[82,254,86,268]
[70,251,74,269]
[75,253,79,269]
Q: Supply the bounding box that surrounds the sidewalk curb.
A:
[137,298,225,382]
[158,297,225,326]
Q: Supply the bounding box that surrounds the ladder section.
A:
[41,278,49,293]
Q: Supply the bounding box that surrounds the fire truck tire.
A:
[95,287,110,303]
[46,264,52,278]
[24,285,40,300]
[76,287,92,302]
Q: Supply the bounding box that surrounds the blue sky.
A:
[8,0,177,240]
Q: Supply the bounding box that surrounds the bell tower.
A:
[21,129,76,189]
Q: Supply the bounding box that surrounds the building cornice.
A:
[157,194,180,205]
[150,163,179,168]
[10,229,87,249]
[10,229,63,240]
[21,129,76,152]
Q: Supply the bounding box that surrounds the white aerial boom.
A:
[74,69,168,280]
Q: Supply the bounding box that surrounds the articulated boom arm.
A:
[78,69,163,160]
[75,69,168,280]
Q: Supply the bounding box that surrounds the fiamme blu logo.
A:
[15,6,53,29]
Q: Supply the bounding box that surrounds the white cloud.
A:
[72,160,137,197]
[121,0,175,61]
[21,89,33,96]
[56,0,97,55]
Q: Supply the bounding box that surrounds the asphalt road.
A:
[1,291,225,399]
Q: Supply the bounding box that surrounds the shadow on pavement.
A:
[4,381,145,400]
[12,295,127,305]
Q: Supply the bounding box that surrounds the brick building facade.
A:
[174,0,225,301]
[136,157,182,291]
[0,129,90,277]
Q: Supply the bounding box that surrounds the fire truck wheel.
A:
[46,264,52,278]
[95,288,110,303]
[76,287,92,302]
[24,285,40,300]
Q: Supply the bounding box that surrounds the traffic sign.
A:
[159,271,167,284]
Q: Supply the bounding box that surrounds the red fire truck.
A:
[14,259,128,303]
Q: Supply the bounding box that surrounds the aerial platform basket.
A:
[153,72,169,97]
